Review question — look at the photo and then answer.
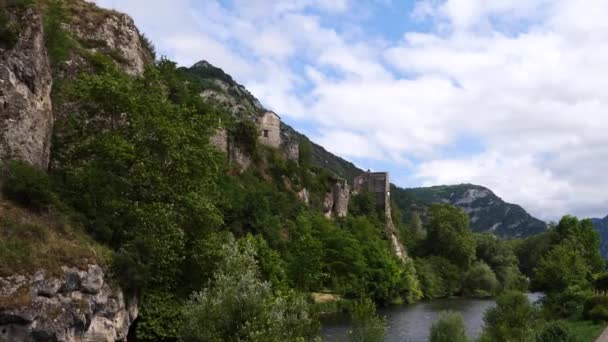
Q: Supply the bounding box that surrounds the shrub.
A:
[180,236,319,341]
[480,291,537,342]
[542,286,592,319]
[1,160,56,210]
[348,298,385,342]
[534,321,575,342]
[430,311,468,342]
[583,295,608,322]
[462,261,499,297]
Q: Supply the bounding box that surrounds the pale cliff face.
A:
[0,1,152,170]
[0,9,53,169]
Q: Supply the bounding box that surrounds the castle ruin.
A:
[353,171,407,261]
[353,171,391,218]
[257,111,281,148]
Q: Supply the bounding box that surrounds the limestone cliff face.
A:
[323,179,350,219]
[0,9,53,169]
[0,265,137,342]
[66,4,152,77]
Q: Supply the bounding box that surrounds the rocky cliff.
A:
[392,184,547,238]
[0,265,137,342]
[0,8,53,169]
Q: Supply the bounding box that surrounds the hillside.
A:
[392,184,547,238]
[181,61,363,182]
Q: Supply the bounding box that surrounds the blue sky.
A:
[95,0,608,221]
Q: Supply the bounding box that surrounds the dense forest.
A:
[1,1,608,341]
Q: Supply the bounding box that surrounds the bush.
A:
[1,160,56,210]
[542,286,592,319]
[534,321,575,342]
[180,236,319,341]
[430,311,468,342]
[583,295,608,322]
[462,261,498,297]
[348,298,385,342]
[480,291,537,342]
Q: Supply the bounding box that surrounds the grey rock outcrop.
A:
[0,265,137,342]
[67,8,151,76]
[323,178,350,219]
[0,9,53,169]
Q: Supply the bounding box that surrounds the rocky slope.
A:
[182,61,363,182]
[392,184,547,238]
[0,265,137,342]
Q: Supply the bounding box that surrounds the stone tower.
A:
[353,171,407,261]
[257,111,281,148]
[353,171,391,218]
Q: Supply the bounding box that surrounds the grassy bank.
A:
[562,320,606,342]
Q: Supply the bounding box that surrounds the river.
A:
[320,293,544,342]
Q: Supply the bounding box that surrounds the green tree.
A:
[533,243,592,293]
[348,298,385,342]
[534,321,575,342]
[430,311,468,342]
[462,261,499,297]
[180,235,318,341]
[480,291,537,342]
[425,204,476,269]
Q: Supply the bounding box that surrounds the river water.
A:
[320,293,544,342]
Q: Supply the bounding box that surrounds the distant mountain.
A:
[591,216,608,259]
[181,61,363,181]
[392,184,547,238]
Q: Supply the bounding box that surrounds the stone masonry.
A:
[258,111,281,148]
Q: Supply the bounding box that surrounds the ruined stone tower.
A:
[353,171,407,261]
[353,171,391,218]
[257,111,281,148]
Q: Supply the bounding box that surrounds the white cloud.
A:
[91,0,608,220]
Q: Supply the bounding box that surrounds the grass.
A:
[562,319,606,342]
[0,199,110,277]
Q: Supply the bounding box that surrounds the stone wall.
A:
[209,127,252,170]
[353,171,391,218]
[258,111,281,148]
[0,9,53,169]
[0,265,137,342]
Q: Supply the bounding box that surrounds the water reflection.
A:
[320,293,543,342]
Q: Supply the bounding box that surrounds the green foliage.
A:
[594,272,608,295]
[480,291,538,342]
[475,233,526,292]
[425,204,476,269]
[298,137,313,169]
[230,119,259,154]
[1,160,57,210]
[583,296,608,322]
[552,216,605,274]
[138,31,156,60]
[541,286,593,319]
[44,0,76,68]
[430,311,469,342]
[462,261,499,297]
[54,62,222,292]
[415,256,461,299]
[180,236,319,342]
[136,291,183,340]
[348,298,385,342]
[349,191,379,218]
[534,321,575,342]
[533,243,592,293]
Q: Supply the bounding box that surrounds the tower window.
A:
[263,130,269,137]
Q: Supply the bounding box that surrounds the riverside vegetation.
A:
[1,1,608,341]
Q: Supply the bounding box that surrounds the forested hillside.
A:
[1,1,606,341]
